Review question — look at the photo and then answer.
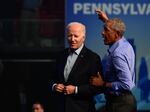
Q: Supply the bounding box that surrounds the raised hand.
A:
[95,8,109,23]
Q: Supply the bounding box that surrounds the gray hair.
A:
[107,18,126,36]
[66,22,86,36]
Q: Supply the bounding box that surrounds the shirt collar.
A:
[75,43,84,55]
[108,36,125,54]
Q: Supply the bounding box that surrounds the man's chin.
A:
[70,46,77,49]
[104,41,108,45]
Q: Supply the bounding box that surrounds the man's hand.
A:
[64,85,76,95]
[90,72,104,86]
[54,83,65,93]
[95,8,109,23]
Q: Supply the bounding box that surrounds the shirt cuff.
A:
[75,86,78,94]
[52,83,57,91]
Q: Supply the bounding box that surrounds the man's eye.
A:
[68,35,72,37]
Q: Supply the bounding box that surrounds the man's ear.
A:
[115,31,121,38]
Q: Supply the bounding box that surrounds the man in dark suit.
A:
[51,22,103,112]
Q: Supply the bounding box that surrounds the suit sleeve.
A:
[77,54,104,96]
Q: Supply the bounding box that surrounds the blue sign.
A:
[66,0,150,111]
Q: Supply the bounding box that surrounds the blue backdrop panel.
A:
[66,0,150,111]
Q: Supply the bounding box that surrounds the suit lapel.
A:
[67,46,87,81]
[59,49,69,82]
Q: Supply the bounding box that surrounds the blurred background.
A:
[0,0,64,111]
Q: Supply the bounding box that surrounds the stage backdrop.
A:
[65,0,150,111]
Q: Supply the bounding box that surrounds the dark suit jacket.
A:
[51,46,103,112]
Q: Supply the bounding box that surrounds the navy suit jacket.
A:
[51,46,103,112]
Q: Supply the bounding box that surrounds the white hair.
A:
[66,22,86,36]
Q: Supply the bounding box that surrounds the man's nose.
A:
[101,31,104,37]
[70,36,75,41]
